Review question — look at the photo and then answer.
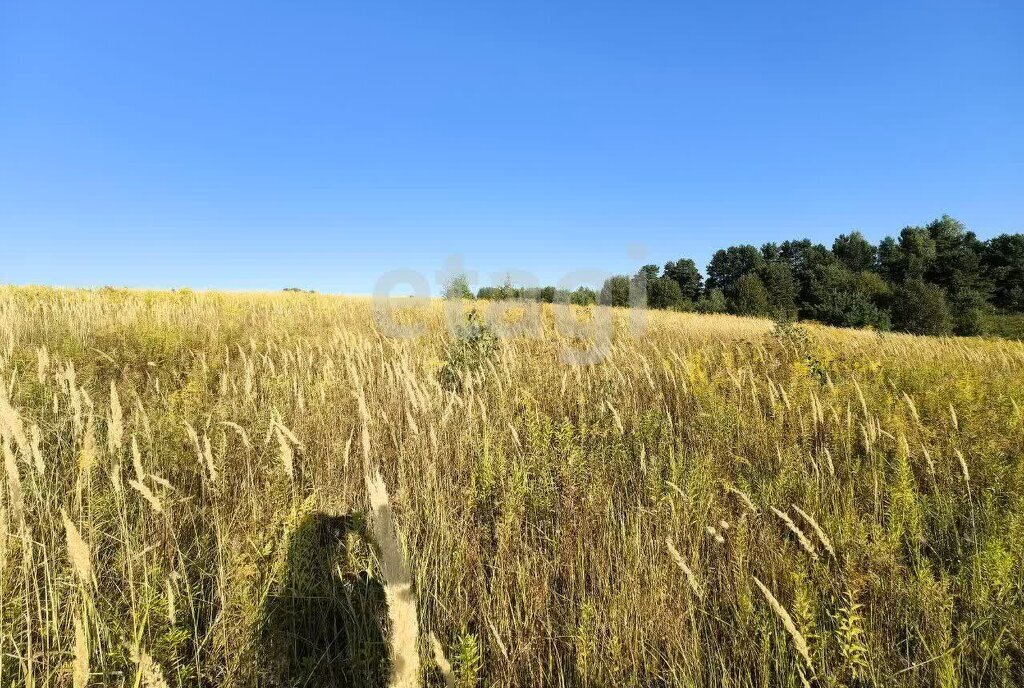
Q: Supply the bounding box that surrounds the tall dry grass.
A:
[0,285,1022,686]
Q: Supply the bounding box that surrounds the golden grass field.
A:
[1,286,1023,687]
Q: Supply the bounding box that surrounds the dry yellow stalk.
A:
[61,510,93,585]
[955,449,970,483]
[2,436,24,524]
[201,434,217,483]
[666,537,704,599]
[791,505,835,558]
[429,632,455,687]
[771,507,818,560]
[274,425,294,479]
[902,392,920,425]
[131,435,145,482]
[0,503,8,568]
[218,421,252,450]
[129,646,171,688]
[726,484,758,513]
[706,525,725,545]
[165,578,177,624]
[274,417,303,448]
[78,419,97,475]
[354,362,422,688]
[129,479,164,514]
[607,401,624,435]
[108,381,123,454]
[36,346,49,385]
[365,467,421,688]
[28,424,45,476]
[0,394,31,463]
[73,614,89,688]
[752,576,812,668]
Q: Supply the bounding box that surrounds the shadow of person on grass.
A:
[261,512,389,688]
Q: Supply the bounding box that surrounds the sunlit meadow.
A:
[1,286,1022,687]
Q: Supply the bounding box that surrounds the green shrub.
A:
[439,309,499,389]
[890,279,953,335]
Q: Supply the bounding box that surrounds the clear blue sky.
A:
[2,1,1022,294]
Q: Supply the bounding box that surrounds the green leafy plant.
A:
[834,588,869,683]
[453,630,482,688]
[439,309,499,390]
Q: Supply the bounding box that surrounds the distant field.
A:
[1,287,1022,687]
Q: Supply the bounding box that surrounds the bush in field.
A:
[812,289,891,330]
[732,273,771,316]
[951,289,989,337]
[647,276,685,310]
[439,308,499,389]
[696,287,727,313]
[443,274,475,300]
[599,275,631,307]
[569,286,597,306]
[890,279,953,335]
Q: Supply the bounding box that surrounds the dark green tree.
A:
[569,287,597,306]
[706,246,763,297]
[599,276,632,308]
[476,286,500,300]
[880,226,936,283]
[647,276,685,310]
[813,290,891,330]
[696,288,728,314]
[632,265,660,308]
[806,263,890,329]
[832,231,877,272]
[776,239,839,314]
[982,234,1024,311]
[760,242,782,262]
[950,289,989,336]
[732,273,771,316]
[890,279,952,335]
[663,258,703,301]
[443,274,474,300]
[758,261,799,320]
[636,264,660,284]
[877,236,901,283]
[925,215,987,296]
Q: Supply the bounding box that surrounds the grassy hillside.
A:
[1,287,1022,687]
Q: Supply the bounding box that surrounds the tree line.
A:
[466,216,1024,337]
